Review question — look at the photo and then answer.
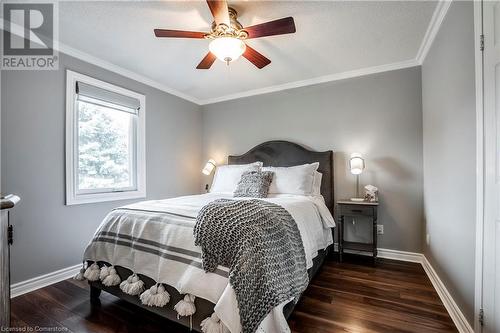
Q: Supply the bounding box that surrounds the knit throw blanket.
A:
[194,199,309,333]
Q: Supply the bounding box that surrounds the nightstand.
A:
[337,200,379,263]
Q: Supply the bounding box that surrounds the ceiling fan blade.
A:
[196,52,217,69]
[154,29,206,38]
[243,44,271,69]
[206,0,230,26]
[244,17,296,39]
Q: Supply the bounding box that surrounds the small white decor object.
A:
[140,283,170,307]
[120,273,145,295]
[83,262,100,281]
[201,313,226,333]
[102,266,121,286]
[364,185,379,202]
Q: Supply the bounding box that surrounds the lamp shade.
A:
[349,153,365,175]
[209,37,246,64]
[202,159,216,175]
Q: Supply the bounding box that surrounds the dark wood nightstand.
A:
[337,200,379,263]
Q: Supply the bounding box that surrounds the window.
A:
[66,70,146,205]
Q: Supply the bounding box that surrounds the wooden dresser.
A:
[1,195,20,327]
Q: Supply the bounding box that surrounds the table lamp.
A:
[349,153,365,202]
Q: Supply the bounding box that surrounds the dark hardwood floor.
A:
[10,255,457,333]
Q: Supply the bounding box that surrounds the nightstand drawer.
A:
[339,204,375,216]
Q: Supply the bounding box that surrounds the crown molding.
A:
[56,41,420,106]
[58,43,420,107]
[0,18,199,104]
[199,59,420,105]
[415,1,452,64]
[57,43,202,105]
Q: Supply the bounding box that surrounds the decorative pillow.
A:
[210,162,263,193]
[262,162,319,195]
[234,171,274,198]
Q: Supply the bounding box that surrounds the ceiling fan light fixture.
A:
[209,37,246,64]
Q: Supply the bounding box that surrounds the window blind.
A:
[76,81,140,114]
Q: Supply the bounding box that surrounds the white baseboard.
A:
[333,243,422,263]
[10,264,81,298]
[421,257,474,333]
[8,250,474,333]
[377,248,423,263]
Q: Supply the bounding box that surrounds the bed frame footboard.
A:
[87,264,215,332]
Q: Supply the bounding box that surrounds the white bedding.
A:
[84,193,334,333]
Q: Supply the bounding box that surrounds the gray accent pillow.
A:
[234,171,274,198]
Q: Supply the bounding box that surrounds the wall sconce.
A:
[202,159,216,192]
[202,159,216,176]
[349,153,365,202]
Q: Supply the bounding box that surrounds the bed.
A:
[83,140,335,333]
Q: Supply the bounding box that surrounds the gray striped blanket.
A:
[84,202,231,305]
[194,199,309,333]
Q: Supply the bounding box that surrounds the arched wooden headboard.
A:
[228,140,334,213]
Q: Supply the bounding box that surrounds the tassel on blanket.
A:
[83,262,100,281]
[119,273,145,295]
[174,294,196,317]
[73,264,86,281]
[201,313,226,333]
[174,294,196,330]
[139,283,170,307]
[99,265,110,280]
[102,266,121,287]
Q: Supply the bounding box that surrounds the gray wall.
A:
[202,67,424,253]
[421,1,476,324]
[1,53,203,284]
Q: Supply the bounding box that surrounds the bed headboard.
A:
[228,140,334,213]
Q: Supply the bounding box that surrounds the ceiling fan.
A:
[153,0,296,69]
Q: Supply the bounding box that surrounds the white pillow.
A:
[312,171,323,196]
[262,162,319,195]
[210,162,262,193]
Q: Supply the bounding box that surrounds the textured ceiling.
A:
[58,1,437,102]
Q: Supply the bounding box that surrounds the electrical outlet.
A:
[377,225,384,235]
[426,233,430,245]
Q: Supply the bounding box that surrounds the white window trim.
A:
[65,70,146,205]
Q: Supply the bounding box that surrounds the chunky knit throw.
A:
[194,199,308,333]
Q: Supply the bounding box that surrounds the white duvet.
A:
[84,192,334,333]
